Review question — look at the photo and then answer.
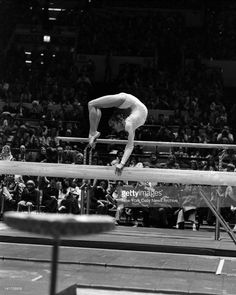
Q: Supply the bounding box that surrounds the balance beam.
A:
[0,161,235,186]
[57,137,236,150]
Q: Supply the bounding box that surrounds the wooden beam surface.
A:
[0,161,235,186]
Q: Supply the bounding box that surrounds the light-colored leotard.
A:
[117,93,148,165]
[118,92,148,131]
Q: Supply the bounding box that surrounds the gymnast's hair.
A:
[108,108,131,125]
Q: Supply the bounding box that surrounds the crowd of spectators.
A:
[1,44,94,105]
[1,145,236,231]
[116,59,224,111]
[76,9,184,59]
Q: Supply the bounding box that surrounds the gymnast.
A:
[88,92,148,175]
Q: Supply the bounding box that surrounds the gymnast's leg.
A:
[88,102,101,135]
[88,101,102,146]
[88,95,125,146]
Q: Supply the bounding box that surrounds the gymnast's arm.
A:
[120,124,135,167]
[121,133,134,166]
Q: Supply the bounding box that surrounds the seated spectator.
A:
[28,129,40,149]
[73,147,84,164]
[139,126,153,141]
[175,127,188,142]
[176,185,199,231]
[36,128,47,147]
[217,126,234,143]
[41,178,59,213]
[46,147,58,163]
[20,126,31,148]
[157,125,174,141]
[202,155,217,171]
[15,145,28,161]
[58,179,79,214]
[69,179,81,207]
[1,174,26,211]
[96,181,119,215]
[104,181,118,214]
[128,156,143,168]
[15,102,29,118]
[29,100,42,119]
[38,176,50,194]
[188,128,202,144]
[113,181,142,227]
[46,127,59,148]
[14,175,26,202]
[11,128,25,149]
[0,175,19,212]
[190,160,199,170]
[57,146,64,163]
[91,180,108,214]
[17,180,40,212]
[62,145,75,164]
[161,154,180,169]
[36,146,48,162]
[147,153,159,168]
[0,145,14,161]
[1,113,17,135]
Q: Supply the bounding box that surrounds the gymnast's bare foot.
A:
[89,131,101,147]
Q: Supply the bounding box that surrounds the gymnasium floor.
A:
[1,223,236,295]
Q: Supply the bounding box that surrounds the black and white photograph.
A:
[1,1,236,294]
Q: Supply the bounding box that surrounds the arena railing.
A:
[57,136,236,150]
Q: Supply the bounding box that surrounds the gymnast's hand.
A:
[115,163,124,176]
